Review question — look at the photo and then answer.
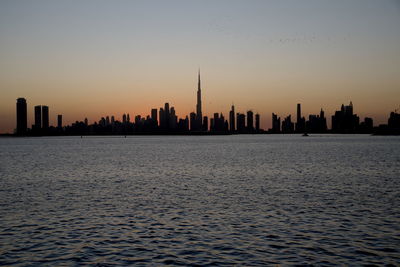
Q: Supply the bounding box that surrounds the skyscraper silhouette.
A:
[247,110,254,132]
[169,106,177,129]
[203,116,208,131]
[272,113,281,133]
[42,105,49,129]
[282,115,294,133]
[297,103,301,124]
[164,102,170,129]
[359,117,373,133]
[196,70,203,130]
[34,105,42,130]
[237,113,246,133]
[190,112,196,131]
[388,112,400,128]
[16,98,27,135]
[229,105,235,132]
[255,113,260,132]
[295,103,305,133]
[332,102,359,133]
[151,108,158,124]
[159,108,165,129]
[57,115,62,128]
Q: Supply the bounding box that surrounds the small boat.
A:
[302,133,309,137]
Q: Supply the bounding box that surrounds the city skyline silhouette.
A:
[11,71,400,136]
[1,1,399,133]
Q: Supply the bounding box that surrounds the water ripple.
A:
[0,135,399,265]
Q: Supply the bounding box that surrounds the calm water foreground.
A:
[0,135,399,266]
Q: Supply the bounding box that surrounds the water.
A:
[0,135,399,265]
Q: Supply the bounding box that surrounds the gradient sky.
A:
[1,0,399,133]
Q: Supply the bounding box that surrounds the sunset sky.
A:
[1,0,399,133]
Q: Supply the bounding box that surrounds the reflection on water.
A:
[0,135,399,265]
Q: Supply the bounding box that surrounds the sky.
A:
[0,0,399,133]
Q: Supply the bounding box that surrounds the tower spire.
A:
[198,68,201,91]
[196,69,202,130]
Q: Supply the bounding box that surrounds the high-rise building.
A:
[295,103,306,133]
[332,102,359,133]
[151,108,158,124]
[282,115,294,133]
[57,115,62,128]
[203,116,208,131]
[16,98,27,135]
[229,105,235,132]
[196,70,202,129]
[272,113,280,133]
[255,113,260,131]
[247,110,254,132]
[135,115,141,124]
[237,113,246,133]
[297,103,301,124]
[159,108,165,129]
[388,112,400,128]
[164,103,170,129]
[307,115,318,132]
[169,107,177,129]
[178,117,189,131]
[184,116,190,131]
[319,109,327,132]
[359,117,373,133]
[190,112,196,131]
[211,113,226,132]
[42,105,49,129]
[34,105,42,130]
[305,109,327,133]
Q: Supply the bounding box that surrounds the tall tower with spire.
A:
[196,69,202,129]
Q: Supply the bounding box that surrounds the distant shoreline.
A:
[1,132,399,137]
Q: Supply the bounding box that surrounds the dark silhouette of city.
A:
[12,72,400,136]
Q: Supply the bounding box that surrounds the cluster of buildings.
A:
[13,72,400,136]
[270,102,377,134]
[16,98,63,135]
[14,71,263,135]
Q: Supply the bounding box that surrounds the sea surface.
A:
[0,135,399,266]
